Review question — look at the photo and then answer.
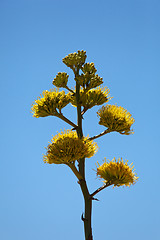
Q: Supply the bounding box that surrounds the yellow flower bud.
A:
[62,50,87,70]
[82,62,97,74]
[76,63,103,90]
[52,72,68,88]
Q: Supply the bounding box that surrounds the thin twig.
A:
[81,107,88,116]
[88,129,112,141]
[90,182,112,198]
[58,113,78,129]
[65,86,75,94]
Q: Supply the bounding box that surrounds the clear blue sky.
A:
[1,0,160,239]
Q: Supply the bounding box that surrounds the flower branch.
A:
[88,129,112,141]
[65,86,75,94]
[58,113,78,129]
[90,182,112,198]
[67,163,84,180]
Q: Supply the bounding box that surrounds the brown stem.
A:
[58,113,78,129]
[90,182,112,198]
[88,129,112,141]
[75,76,83,138]
[84,197,93,240]
[75,69,93,240]
[67,163,83,180]
[65,86,75,94]
[79,178,93,240]
[81,107,89,116]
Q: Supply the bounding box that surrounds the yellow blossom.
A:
[71,87,111,110]
[96,158,138,187]
[31,89,71,118]
[97,104,135,135]
[43,130,98,164]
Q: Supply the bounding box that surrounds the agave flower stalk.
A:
[31,50,138,240]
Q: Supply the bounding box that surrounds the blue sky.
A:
[0,0,160,239]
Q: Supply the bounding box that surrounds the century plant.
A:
[31,50,138,240]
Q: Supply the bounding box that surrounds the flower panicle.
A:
[76,62,103,90]
[97,104,135,135]
[31,88,71,118]
[43,129,98,165]
[96,157,138,187]
[70,86,111,111]
[62,50,87,70]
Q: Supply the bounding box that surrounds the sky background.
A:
[0,0,160,240]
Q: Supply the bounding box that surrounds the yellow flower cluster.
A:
[97,105,135,135]
[96,158,138,187]
[77,63,103,90]
[62,50,87,70]
[71,87,110,110]
[31,89,71,118]
[52,72,69,88]
[43,130,98,164]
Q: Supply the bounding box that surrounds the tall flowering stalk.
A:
[31,50,138,240]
